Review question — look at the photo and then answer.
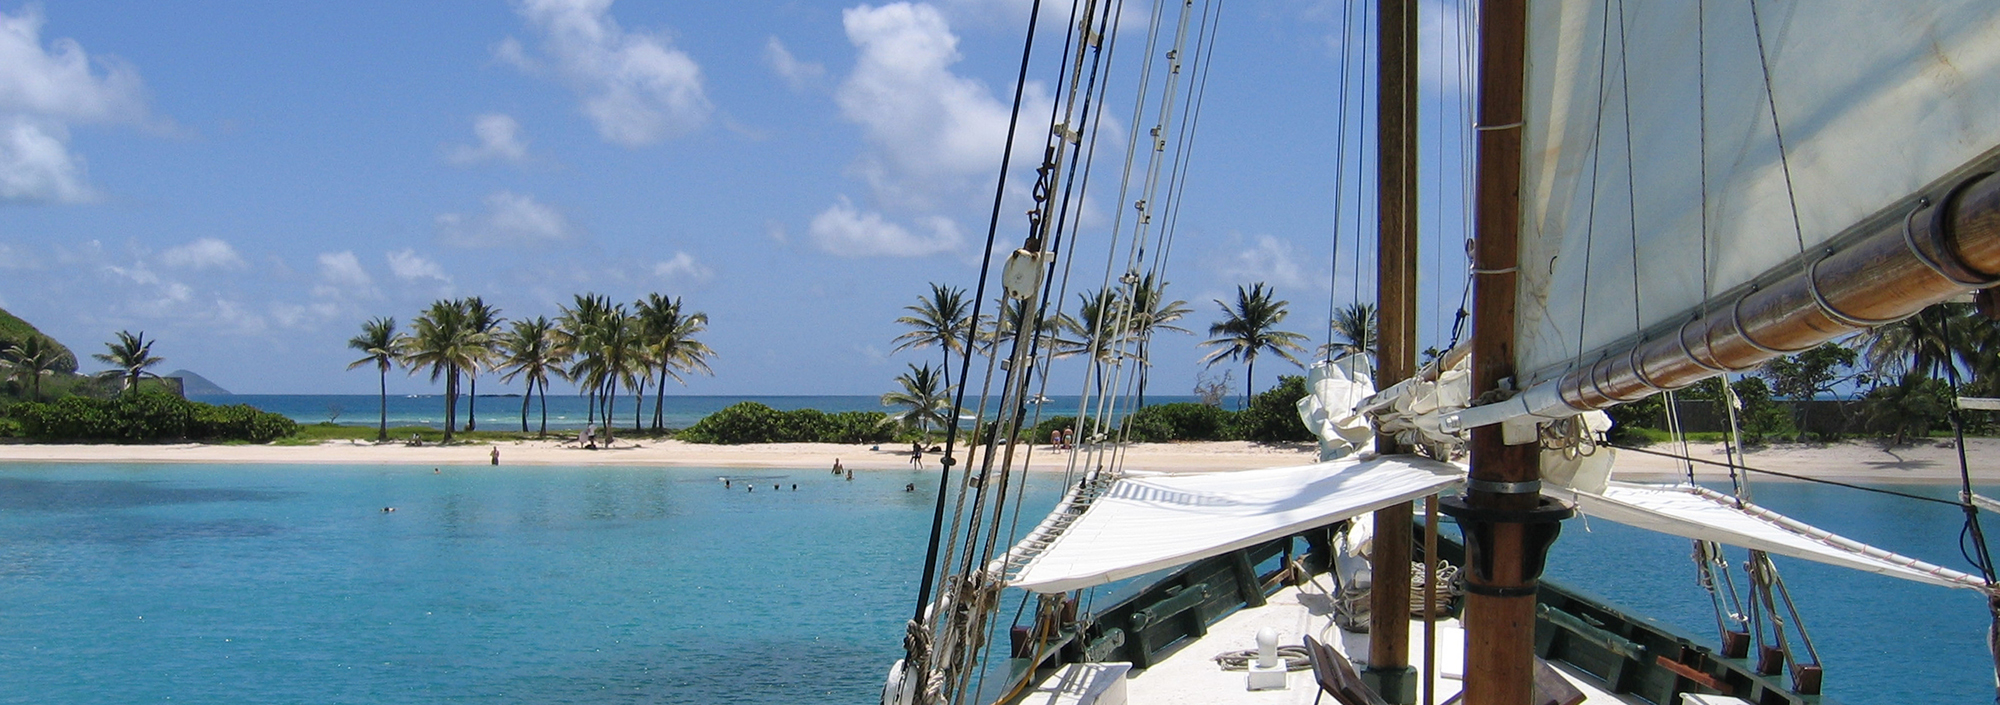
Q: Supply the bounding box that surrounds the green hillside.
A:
[0,306,77,373]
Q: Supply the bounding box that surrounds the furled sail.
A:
[1518,0,2000,380]
[1473,1,2000,426]
[1551,482,1993,593]
[1005,456,1462,594]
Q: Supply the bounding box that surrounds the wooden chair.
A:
[1304,635,1389,705]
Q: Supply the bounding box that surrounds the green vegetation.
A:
[677,402,894,445]
[0,306,75,374]
[11,390,297,443]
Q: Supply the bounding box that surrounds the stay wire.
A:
[909,0,1044,661]
[1748,0,1811,263]
[1616,0,1643,335]
[1324,0,1360,355]
[1573,0,1616,364]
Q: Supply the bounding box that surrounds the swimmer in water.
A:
[383,507,395,512]
[724,478,731,488]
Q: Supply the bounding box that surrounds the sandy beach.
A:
[0,437,1993,484]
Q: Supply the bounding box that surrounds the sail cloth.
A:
[1514,2,2000,383]
[1006,455,1462,594]
[1296,356,1377,460]
[1552,482,1993,593]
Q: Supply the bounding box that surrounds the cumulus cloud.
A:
[763,36,824,92]
[386,249,451,284]
[835,3,1047,207]
[499,0,711,147]
[1218,234,1311,290]
[650,250,712,284]
[435,190,576,248]
[316,251,374,289]
[0,6,153,204]
[446,113,529,164]
[159,237,246,270]
[809,196,962,257]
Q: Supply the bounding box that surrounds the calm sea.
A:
[195,394,1211,432]
[0,462,1990,703]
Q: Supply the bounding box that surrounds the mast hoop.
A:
[1626,343,1667,393]
[1906,181,2000,287]
[1728,295,1810,356]
[1805,254,1903,328]
[1675,317,1731,373]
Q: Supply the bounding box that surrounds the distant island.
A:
[166,369,231,396]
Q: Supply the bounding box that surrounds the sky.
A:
[0,0,1477,396]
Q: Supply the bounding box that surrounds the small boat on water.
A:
[881,2,2000,704]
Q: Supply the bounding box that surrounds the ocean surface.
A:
[0,462,1990,704]
[194,394,1212,432]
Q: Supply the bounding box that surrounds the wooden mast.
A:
[1451,1,1569,704]
[1365,0,1419,702]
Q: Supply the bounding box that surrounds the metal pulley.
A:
[1002,248,1055,301]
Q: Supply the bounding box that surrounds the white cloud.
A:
[386,249,451,284]
[159,237,246,270]
[316,251,374,289]
[809,196,962,257]
[0,117,90,202]
[1218,234,1310,290]
[650,250,712,284]
[435,190,576,248]
[446,113,529,164]
[835,3,1047,207]
[763,36,824,92]
[0,6,153,204]
[501,0,711,147]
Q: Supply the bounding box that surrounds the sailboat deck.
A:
[1117,573,1648,705]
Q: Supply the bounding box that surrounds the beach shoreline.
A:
[0,437,1992,484]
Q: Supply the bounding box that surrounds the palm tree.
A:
[1061,288,1122,396]
[3,334,73,401]
[92,330,165,394]
[556,294,616,432]
[1125,273,1192,406]
[1201,283,1308,406]
[1321,302,1379,363]
[977,296,1076,359]
[345,317,398,442]
[497,316,563,435]
[400,299,477,443]
[459,297,504,432]
[892,283,972,393]
[881,362,956,437]
[636,294,716,432]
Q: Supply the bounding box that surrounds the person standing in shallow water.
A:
[910,441,924,469]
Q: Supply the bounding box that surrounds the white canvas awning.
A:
[1007,455,1463,594]
[1555,482,1992,593]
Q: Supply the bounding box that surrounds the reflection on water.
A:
[0,476,296,512]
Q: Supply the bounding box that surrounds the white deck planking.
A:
[1116,573,1645,705]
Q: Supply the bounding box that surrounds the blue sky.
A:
[0,0,1475,396]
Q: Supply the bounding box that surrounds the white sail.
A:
[1005,455,1462,594]
[1553,481,1992,593]
[1516,1,2000,383]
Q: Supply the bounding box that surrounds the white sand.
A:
[0,437,1990,484]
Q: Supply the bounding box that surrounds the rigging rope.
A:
[1606,442,1962,507]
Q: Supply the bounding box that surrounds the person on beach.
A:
[833,459,844,475]
[490,447,499,465]
[910,442,925,469]
[1064,427,1076,450]
[1051,428,1062,448]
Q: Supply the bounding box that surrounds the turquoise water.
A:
[0,463,1064,704]
[1,463,1991,703]
[196,394,1210,432]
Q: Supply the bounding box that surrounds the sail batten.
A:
[1515,1,2000,386]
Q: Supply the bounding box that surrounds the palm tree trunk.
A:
[465,375,478,432]
[520,381,532,434]
[443,366,457,443]
[377,366,388,442]
[652,365,668,431]
[632,376,645,433]
[538,376,549,437]
[603,377,617,445]
[1245,357,1255,410]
